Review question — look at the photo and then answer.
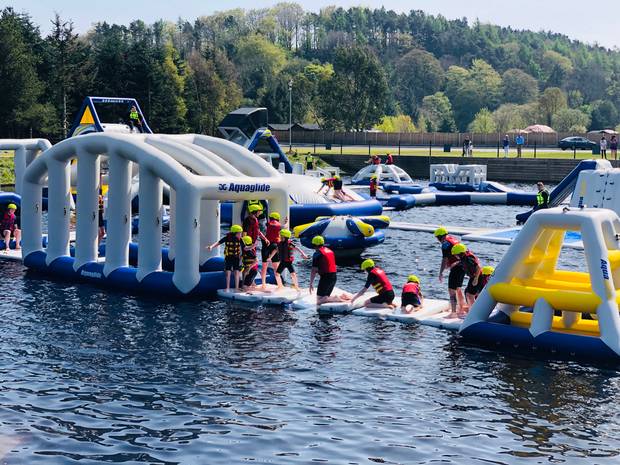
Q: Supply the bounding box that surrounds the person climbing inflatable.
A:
[208,224,243,291]
[0,203,20,253]
[401,275,424,314]
[350,259,396,309]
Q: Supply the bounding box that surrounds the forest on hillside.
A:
[2,4,620,140]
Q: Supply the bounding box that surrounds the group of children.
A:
[208,202,493,317]
[317,175,354,201]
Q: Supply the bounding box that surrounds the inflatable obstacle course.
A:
[460,206,620,362]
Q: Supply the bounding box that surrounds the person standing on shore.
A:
[462,137,472,157]
[611,135,618,160]
[600,136,608,159]
[515,133,524,158]
[502,135,510,158]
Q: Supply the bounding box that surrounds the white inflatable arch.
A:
[0,139,52,194]
[21,133,289,294]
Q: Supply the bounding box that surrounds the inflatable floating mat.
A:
[218,285,310,306]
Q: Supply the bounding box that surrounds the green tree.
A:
[468,108,496,133]
[538,87,567,126]
[149,43,187,133]
[551,108,590,132]
[394,49,444,116]
[317,46,388,130]
[0,8,55,137]
[374,115,416,133]
[419,92,456,132]
[185,50,242,134]
[541,50,573,87]
[590,100,619,130]
[234,34,287,100]
[492,104,526,134]
[501,68,538,104]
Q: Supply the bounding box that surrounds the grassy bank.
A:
[292,146,604,160]
[0,152,14,186]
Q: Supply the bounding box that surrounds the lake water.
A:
[0,187,618,464]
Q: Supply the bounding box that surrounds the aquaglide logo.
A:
[601,259,610,280]
[219,182,271,193]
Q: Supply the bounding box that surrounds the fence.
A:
[272,130,591,148]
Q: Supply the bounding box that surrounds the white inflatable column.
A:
[74,153,100,270]
[232,202,243,226]
[200,199,220,263]
[104,153,132,276]
[136,167,163,280]
[46,158,71,264]
[14,147,27,195]
[270,192,290,227]
[172,187,200,293]
[168,188,176,262]
[21,180,43,256]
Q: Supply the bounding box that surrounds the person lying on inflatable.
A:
[350,259,396,309]
[0,203,20,253]
[401,275,424,314]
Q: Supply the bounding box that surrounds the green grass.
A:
[292,146,603,160]
[0,152,15,186]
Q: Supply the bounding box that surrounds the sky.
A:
[9,0,620,49]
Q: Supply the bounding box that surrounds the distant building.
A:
[268,123,321,132]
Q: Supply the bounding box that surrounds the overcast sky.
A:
[10,0,620,49]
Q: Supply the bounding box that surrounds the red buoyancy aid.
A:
[278,239,295,263]
[372,156,380,165]
[265,219,281,243]
[369,179,378,193]
[0,212,15,232]
[463,251,481,277]
[243,215,259,242]
[316,246,337,274]
[369,267,393,294]
[443,235,460,265]
[402,282,420,296]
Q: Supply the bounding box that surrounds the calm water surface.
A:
[0,186,618,464]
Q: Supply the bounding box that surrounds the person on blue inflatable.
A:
[533,182,549,211]
[309,235,349,304]
[128,105,143,133]
[401,274,424,314]
[0,203,20,253]
[350,259,396,309]
[208,224,243,291]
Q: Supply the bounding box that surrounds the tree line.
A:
[3,4,620,140]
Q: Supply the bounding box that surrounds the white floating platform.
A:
[389,222,584,250]
[218,284,312,307]
[0,249,22,262]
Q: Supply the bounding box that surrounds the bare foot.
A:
[447,312,458,319]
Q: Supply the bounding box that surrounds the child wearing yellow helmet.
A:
[451,243,482,316]
[369,174,378,198]
[268,229,309,290]
[350,259,396,309]
[0,203,21,252]
[241,235,259,290]
[401,274,424,313]
[309,236,350,304]
[207,224,244,291]
[434,227,465,318]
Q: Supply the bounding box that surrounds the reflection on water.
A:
[0,189,618,464]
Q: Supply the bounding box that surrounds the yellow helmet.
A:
[482,266,495,276]
[230,224,243,233]
[248,204,262,213]
[269,212,280,220]
[451,243,467,255]
[242,235,253,245]
[407,275,420,283]
[7,203,17,210]
[434,226,448,237]
[280,229,291,238]
[334,175,341,180]
[312,235,325,246]
[370,174,378,179]
[361,259,375,271]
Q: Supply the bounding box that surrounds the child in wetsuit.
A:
[401,275,424,313]
[269,229,309,290]
[208,224,243,291]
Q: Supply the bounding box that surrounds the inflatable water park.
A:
[4,96,620,365]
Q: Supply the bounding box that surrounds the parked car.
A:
[558,136,597,150]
